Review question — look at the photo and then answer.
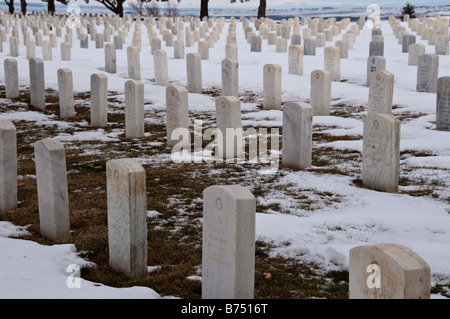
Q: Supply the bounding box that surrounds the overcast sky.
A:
[165,0,450,9]
[11,0,450,9]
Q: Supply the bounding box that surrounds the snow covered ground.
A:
[0,14,449,299]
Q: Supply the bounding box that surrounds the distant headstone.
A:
[369,40,384,57]
[90,73,108,127]
[9,36,18,57]
[324,46,340,82]
[282,102,313,169]
[57,68,75,118]
[105,43,117,73]
[29,58,45,109]
[127,45,141,80]
[42,40,52,61]
[4,58,19,99]
[263,63,282,110]
[408,43,425,66]
[417,54,439,93]
[368,71,394,114]
[225,43,238,60]
[304,38,316,55]
[153,49,169,86]
[288,45,303,76]
[310,69,332,116]
[251,35,262,52]
[402,34,416,53]
[125,79,145,138]
[222,58,239,97]
[202,185,256,299]
[198,41,209,60]
[215,96,243,160]
[366,56,387,87]
[186,52,202,94]
[166,85,189,147]
[61,42,71,61]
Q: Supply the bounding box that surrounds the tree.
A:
[164,0,180,18]
[20,0,27,15]
[230,0,266,19]
[200,0,208,20]
[4,0,14,14]
[146,0,159,17]
[128,0,146,15]
[401,2,416,20]
[42,0,70,15]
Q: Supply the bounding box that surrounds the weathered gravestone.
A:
[222,59,239,97]
[362,113,400,193]
[288,45,303,76]
[9,36,19,57]
[57,68,75,118]
[251,35,262,52]
[107,158,148,279]
[368,70,394,114]
[26,38,36,60]
[349,243,431,299]
[105,43,116,74]
[186,53,202,94]
[402,34,416,53]
[304,38,316,55]
[127,45,141,80]
[90,73,108,127]
[324,46,340,82]
[34,138,70,241]
[166,85,189,147]
[263,64,282,110]
[436,76,450,131]
[417,54,439,93]
[215,96,243,161]
[366,56,386,87]
[125,80,145,138]
[369,40,384,57]
[4,58,19,99]
[154,49,169,86]
[0,121,17,212]
[310,69,331,116]
[202,185,256,299]
[225,43,238,60]
[408,43,425,66]
[282,102,313,169]
[61,42,71,61]
[29,58,45,109]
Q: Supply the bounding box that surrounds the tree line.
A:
[3,0,269,19]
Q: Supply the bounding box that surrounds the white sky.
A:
[17,0,450,9]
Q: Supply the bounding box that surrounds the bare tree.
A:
[231,0,266,19]
[146,0,159,17]
[20,0,26,15]
[4,0,14,14]
[41,0,70,15]
[128,0,145,15]
[164,0,180,18]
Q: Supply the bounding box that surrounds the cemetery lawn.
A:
[1,18,450,299]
